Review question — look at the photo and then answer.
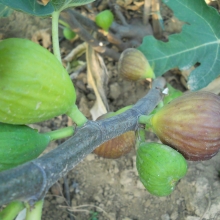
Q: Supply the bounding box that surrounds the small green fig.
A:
[63,27,76,40]
[94,111,135,159]
[150,91,220,161]
[118,48,155,81]
[0,38,76,124]
[0,123,50,172]
[95,10,114,31]
[136,142,187,197]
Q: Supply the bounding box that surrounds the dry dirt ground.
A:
[1,2,220,220]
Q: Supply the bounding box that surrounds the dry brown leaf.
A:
[127,1,144,10]
[201,77,220,94]
[63,42,86,62]
[86,44,109,120]
[31,28,51,49]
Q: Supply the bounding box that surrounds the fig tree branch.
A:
[0,77,166,206]
[61,9,153,57]
[61,10,120,60]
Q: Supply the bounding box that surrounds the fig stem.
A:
[142,62,155,79]
[25,200,44,220]
[66,105,88,126]
[135,127,146,150]
[0,201,25,220]
[45,126,75,141]
[52,11,62,62]
[138,115,153,124]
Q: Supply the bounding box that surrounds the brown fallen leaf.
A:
[31,28,51,49]
[86,43,109,120]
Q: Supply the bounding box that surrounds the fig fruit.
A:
[150,91,220,160]
[0,123,50,172]
[94,111,135,159]
[136,142,187,196]
[118,48,155,81]
[63,27,76,40]
[0,38,76,124]
[95,10,114,31]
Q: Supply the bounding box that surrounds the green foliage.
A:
[0,0,95,16]
[51,0,95,11]
[139,0,220,91]
[90,211,99,220]
[0,0,54,16]
[0,3,13,17]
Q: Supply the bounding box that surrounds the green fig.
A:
[150,91,220,161]
[95,10,114,31]
[0,123,50,172]
[0,38,76,124]
[63,27,76,40]
[136,142,187,196]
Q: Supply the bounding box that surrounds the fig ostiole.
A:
[94,108,135,159]
[150,91,220,161]
[0,38,77,125]
[118,48,155,81]
[136,142,187,197]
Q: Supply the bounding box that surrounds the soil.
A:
[1,2,220,220]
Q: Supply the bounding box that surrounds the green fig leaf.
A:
[0,0,95,16]
[51,0,95,11]
[0,0,54,16]
[0,3,13,17]
[138,0,220,91]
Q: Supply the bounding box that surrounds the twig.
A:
[70,63,87,80]
[63,42,87,62]
[60,204,113,220]
[110,21,152,42]
[61,9,120,60]
[108,0,128,26]
[143,0,152,25]
[70,9,98,30]
[151,0,163,39]
[62,8,152,52]
[0,77,166,206]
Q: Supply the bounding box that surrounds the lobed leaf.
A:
[139,0,220,90]
[0,0,95,16]
[0,3,13,17]
[0,0,54,16]
[51,0,95,11]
